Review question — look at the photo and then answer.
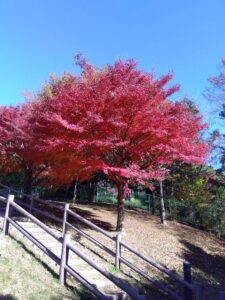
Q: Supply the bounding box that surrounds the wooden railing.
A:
[0,185,225,300]
[64,204,118,260]
[0,192,145,300]
[62,204,201,300]
[61,233,145,300]
[119,241,201,300]
[2,194,62,264]
[0,183,63,224]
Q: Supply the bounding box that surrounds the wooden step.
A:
[68,266,116,290]
[90,277,114,289]
[31,234,57,240]
[9,218,128,298]
[78,268,100,278]
[17,222,61,235]
[17,221,35,227]
[68,258,87,267]
[39,239,61,246]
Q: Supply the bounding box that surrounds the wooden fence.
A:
[0,183,225,300]
[63,204,203,300]
[0,192,144,300]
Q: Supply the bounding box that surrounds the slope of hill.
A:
[69,203,225,300]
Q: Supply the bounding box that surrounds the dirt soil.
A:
[68,203,225,300]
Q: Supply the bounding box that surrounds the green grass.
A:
[108,265,121,275]
[0,233,94,300]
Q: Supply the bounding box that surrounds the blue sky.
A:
[0,0,224,130]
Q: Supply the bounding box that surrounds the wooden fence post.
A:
[115,233,121,269]
[195,283,204,300]
[62,203,69,235]
[219,291,225,300]
[3,194,14,235]
[60,233,70,285]
[183,261,193,300]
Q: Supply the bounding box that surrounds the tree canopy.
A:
[0,104,49,194]
[30,57,208,230]
[0,57,209,230]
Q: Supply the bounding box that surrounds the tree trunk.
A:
[24,167,33,195]
[171,180,174,199]
[116,183,125,232]
[87,178,96,203]
[152,191,156,215]
[72,178,78,203]
[159,181,166,224]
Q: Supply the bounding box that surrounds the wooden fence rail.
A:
[0,183,63,221]
[66,207,114,239]
[0,192,144,300]
[0,185,224,300]
[61,233,145,300]
[219,291,225,300]
[2,191,197,300]
[63,204,202,300]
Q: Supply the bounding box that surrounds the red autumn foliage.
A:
[0,56,209,230]
[0,104,49,193]
[32,59,208,186]
[30,58,209,230]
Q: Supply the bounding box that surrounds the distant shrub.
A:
[201,186,225,238]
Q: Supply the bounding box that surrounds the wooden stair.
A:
[13,220,127,299]
[0,187,141,299]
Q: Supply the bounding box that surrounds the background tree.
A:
[0,104,49,194]
[158,98,209,224]
[206,57,225,172]
[206,57,225,105]
[159,180,166,224]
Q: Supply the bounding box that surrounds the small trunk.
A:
[116,183,125,232]
[24,167,33,195]
[72,179,78,203]
[152,191,156,215]
[23,166,33,203]
[87,179,96,203]
[186,205,194,219]
[171,180,174,199]
[159,181,166,224]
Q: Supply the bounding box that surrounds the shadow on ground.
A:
[8,229,177,300]
[9,234,59,279]
[0,296,17,300]
[10,201,115,232]
[84,202,162,224]
[7,235,97,300]
[180,239,225,299]
[69,206,114,231]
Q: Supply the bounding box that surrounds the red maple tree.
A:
[0,104,49,194]
[31,57,209,231]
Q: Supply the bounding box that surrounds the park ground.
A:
[65,203,225,300]
[0,203,224,299]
